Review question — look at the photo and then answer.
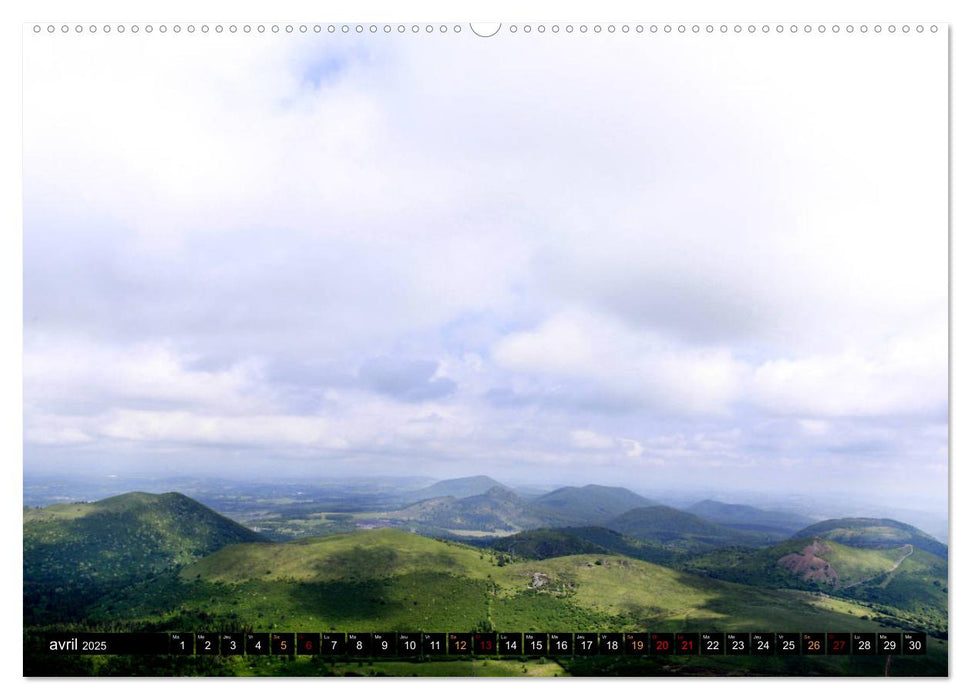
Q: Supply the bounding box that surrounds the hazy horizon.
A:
[23,32,947,526]
[22,467,948,542]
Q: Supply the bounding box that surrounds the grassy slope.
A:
[682,539,901,589]
[680,538,947,632]
[482,528,613,560]
[84,528,913,634]
[559,526,679,565]
[24,492,265,557]
[491,528,947,629]
[26,527,947,676]
[24,492,265,622]
[846,549,948,626]
[794,518,947,559]
[181,528,492,582]
[482,525,687,567]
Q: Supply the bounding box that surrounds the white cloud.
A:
[97,410,350,450]
[568,430,644,459]
[24,337,272,415]
[799,419,830,437]
[569,429,615,450]
[493,310,946,421]
[619,438,644,458]
[23,424,92,446]
[751,325,947,418]
[494,314,598,374]
[493,310,746,415]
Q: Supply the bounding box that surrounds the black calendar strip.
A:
[38,631,928,656]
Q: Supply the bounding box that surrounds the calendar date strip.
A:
[40,631,928,656]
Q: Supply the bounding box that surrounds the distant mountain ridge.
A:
[396,485,555,532]
[393,480,819,543]
[606,505,778,550]
[686,499,814,537]
[532,484,654,524]
[396,482,659,534]
[404,475,509,502]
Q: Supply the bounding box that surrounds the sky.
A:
[22,28,948,516]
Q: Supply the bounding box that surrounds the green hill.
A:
[26,526,948,676]
[606,506,775,551]
[392,486,557,533]
[681,536,948,633]
[532,485,654,525]
[683,537,902,589]
[484,527,678,566]
[557,526,680,565]
[24,491,265,622]
[404,476,510,503]
[484,529,613,559]
[686,500,813,539]
[793,518,947,559]
[85,527,911,636]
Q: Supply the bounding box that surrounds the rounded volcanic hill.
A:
[792,518,946,559]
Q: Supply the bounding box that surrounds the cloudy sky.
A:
[22,28,947,514]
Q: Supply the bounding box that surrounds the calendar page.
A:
[22,19,947,678]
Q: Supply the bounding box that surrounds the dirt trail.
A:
[839,544,914,591]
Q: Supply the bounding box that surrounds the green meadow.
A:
[24,493,947,677]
